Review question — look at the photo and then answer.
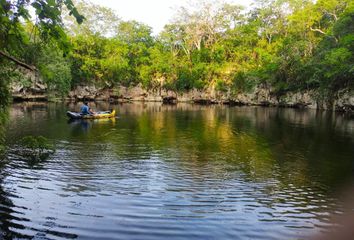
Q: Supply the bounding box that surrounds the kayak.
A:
[67,110,116,119]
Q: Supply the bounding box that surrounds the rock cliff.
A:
[11,76,354,112]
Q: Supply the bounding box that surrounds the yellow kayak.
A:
[67,110,116,119]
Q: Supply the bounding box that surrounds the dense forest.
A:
[0,0,353,106]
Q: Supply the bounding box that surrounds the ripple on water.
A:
[0,151,341,240]
[1,105,353,239]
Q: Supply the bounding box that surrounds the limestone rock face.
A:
[12,73,353,112]
[278,91,317,109]
[68,85,100,101]
[10,67,48,101]
[334,89,354,112]
[66,84,353,112]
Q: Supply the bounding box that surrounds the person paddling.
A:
[80,102,95,115]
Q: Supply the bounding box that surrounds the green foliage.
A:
[69,34,131,87]
[215,79,228,92]
[0,0,84,52]
[1,0,353,102]
[116,21,154,86]
[301,0,354,91]
[38,45,72,95]
[20,136,54,151]
[0,65,10,107]
[63,0,120,36]
[100,39,130,86]
[232,72,256,93]
[69,34,107,85]
[19,135,55,162]
[0,0,83,104]
[0,61,31,105]
[69,20,155,88]
[175,65,194,91]
[117,20,154,46]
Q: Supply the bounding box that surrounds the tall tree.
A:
[63,0,120,37]
[0,0,83,105]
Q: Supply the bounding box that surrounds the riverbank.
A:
[11,83,354,112]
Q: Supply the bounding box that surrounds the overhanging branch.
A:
[0,50,37,72]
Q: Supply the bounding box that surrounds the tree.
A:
[70,34,107,85]
[115,21,154,86]
[169,0,244,53]
[0,0,84,52]
[37,44,72,96]
[0,0,83,105]
[63,0,120,37]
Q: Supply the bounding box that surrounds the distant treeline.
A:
[0,0,353,105]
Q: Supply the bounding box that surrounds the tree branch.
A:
[0,50,37,71]
[310,27,338,43]
[310,27,326,35]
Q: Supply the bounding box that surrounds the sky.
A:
[91,0,253,34]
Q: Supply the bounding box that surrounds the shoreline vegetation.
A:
[1,0,353,112]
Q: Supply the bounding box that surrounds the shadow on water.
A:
[0,166,34,240]
[0,106,78,239]
[0,108,31,239]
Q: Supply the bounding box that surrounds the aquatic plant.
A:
[18,136,55,162]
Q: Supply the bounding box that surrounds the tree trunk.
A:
[0,50,37,72]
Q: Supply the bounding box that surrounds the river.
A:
[0,102,353,239]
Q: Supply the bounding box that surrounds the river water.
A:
[0,102,353,239]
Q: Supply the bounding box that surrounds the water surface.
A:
[1,102,353,239]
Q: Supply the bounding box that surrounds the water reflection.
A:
[0,102,353,239]
[68,118,116,135]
